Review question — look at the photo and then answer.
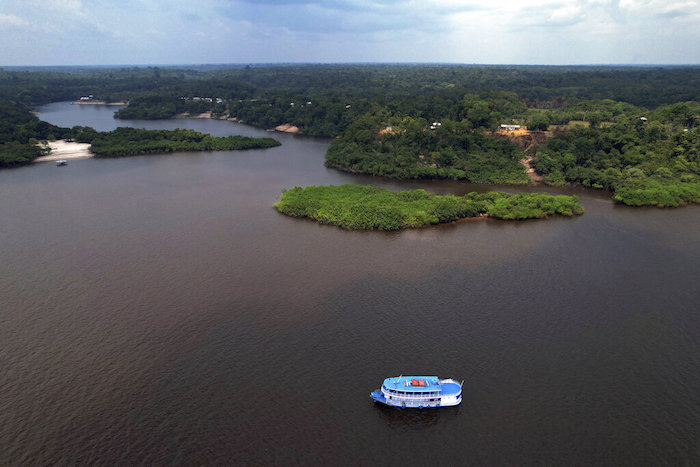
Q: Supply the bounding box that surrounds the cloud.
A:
[0,13,28,27]
[221,0,485,35]
[0,0,698,65]
[619,0,700,18]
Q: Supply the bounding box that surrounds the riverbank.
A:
[34,140,92,162]
[274,123,300,134]
[72,100,127,106]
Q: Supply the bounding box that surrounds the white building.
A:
[500,124,521,131]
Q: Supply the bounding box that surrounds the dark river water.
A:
[1,102,699,465]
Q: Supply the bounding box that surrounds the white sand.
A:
[274,123,300,134]
[34,140,93,162]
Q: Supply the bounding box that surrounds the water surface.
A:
[1,103,698,464]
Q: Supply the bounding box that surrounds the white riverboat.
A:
[370,376,462,408]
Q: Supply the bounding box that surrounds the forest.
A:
[531,101,700,206]
[84,127,280,157]
[0,100,70,167]
[0,100,279,166]
[1,64,698,206]
[275,185,583,230]
[325,112,529,184]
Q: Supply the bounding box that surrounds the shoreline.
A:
[273,123,300,134]
[72,100,127,106]
[160,112,301,133]
[34,140,93,162]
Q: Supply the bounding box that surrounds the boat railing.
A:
[439,378,463,387]
[385,393,441,401]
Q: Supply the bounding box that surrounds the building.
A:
[500,124,521,131]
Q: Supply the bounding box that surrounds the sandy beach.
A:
[34,140,93,162]
[274,123,300,134]
[174,111,213,119]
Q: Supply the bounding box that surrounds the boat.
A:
[55,160,68,166]
[370,376,462,408]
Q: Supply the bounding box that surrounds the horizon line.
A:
[3,62,700,69]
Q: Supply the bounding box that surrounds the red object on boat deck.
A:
[419,380,426,386]
[411,379,419,386]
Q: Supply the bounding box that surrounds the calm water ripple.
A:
[1,103,698,464]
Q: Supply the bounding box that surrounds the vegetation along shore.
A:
[0,100,279,167]
[2,65,698,207]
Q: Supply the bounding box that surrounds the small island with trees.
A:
[80,127,280,157]
[275,185,583,230]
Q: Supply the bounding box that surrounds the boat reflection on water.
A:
[373,402,461,430]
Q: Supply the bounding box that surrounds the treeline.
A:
[3,65,700,138]
[532,102,700,206]
[275,184,583,230]
[114,95,226,120]
[0,100,70,167]
[0,101,281,167]
[4,65,700,109]
[86,127,280,157]
[325,112,529,183]
[0,66,250,106]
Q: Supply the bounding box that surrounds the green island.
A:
[275,185,583,230]
[83,127,280,157]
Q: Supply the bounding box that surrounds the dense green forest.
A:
[325,112,529,183]
[85,127,280,157]
[0,100,280,166]
[0,100,69,167]
[2,65,698,206]
[531,102,700,206]
[2,64,699,136]
[114,95,226,120]
[275,185,583,230]
[3,64,700,109]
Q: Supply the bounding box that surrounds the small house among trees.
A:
[500,124,521,131]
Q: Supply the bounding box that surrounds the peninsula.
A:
[85,127,280,157]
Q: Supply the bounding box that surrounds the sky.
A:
[1,0,699,66]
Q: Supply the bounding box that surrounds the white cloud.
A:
[24,0,83,12]
[619,0,699,15]
[0,13,28,27]
[549,4,583,23]
[0,0,698,65]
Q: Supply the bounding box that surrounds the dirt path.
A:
[520,156,544,182]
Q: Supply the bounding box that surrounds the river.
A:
[1,102,698,464]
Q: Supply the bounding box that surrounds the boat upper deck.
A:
[382,376,443,392]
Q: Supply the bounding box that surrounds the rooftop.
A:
[382,375,441,391]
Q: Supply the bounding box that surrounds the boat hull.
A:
[371,393,461,408]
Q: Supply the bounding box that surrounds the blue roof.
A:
[439,381,461,395]
[382,376,441,392]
